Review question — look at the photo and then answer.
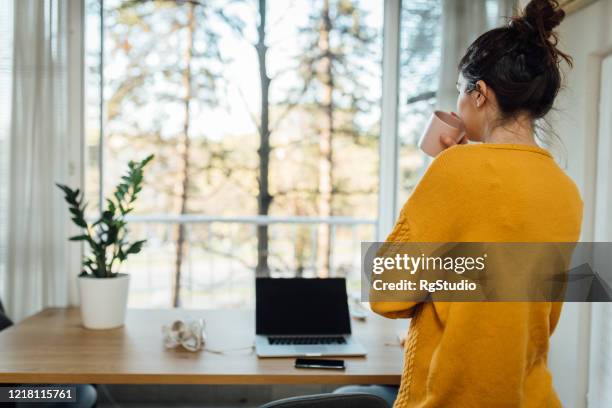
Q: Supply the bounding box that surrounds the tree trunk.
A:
[255,0,272,278]
[316,0,333,278]
[173,2,195,307]
[294,201,307,277]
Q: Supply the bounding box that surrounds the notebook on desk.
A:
[255,277,366,358]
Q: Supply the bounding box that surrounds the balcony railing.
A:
[121,215,377,308]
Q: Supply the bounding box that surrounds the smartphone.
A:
[294,358,345,370]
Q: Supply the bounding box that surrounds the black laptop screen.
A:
[255,278,352,335]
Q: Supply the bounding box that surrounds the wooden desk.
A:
[0,308,406,385]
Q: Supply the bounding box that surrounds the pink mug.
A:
[418,111,465,157]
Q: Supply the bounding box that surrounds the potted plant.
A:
[57,155,154,329]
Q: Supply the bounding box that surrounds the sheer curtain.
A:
[2,0,83,322]
[0,0,12,303]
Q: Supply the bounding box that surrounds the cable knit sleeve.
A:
[369,147,465,318]
[369,205,419,318]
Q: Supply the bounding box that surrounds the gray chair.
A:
[259,392,388,408]
[0,298,97,408]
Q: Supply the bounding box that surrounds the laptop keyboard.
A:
[268,336,347,345]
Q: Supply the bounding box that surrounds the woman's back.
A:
[373,143,583,407]
[442,143,582,242]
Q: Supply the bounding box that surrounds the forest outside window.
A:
[85,0,440,309]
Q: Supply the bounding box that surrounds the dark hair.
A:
[458,0,573,123]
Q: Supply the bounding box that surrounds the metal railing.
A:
[122,215,377,308]
[126,214,377,225]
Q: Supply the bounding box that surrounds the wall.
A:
[546,0,612,406]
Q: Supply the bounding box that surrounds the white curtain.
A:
[436,0,517,112]
[0,0,12,304]
[2,0,83,322]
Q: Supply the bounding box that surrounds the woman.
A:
[337,0,583,406]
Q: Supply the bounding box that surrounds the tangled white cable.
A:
[162,319,206,352]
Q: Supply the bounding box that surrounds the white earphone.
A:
[162,318,206,352]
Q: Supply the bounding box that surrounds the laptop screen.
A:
[256,278,352,335]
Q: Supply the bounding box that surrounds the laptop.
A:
[255,277,366,357]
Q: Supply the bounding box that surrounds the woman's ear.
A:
[473,80,488,108]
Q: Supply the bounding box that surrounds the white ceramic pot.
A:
[78,274,130,330]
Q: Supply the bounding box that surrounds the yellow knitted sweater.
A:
[371,143,583,407]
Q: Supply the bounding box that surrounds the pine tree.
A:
[105,0,225,306]
[297,0,377,277]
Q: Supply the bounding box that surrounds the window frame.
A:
[377,0,402,241]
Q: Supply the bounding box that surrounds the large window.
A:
[86,0,385,307]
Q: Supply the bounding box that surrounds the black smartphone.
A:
[294,358,345,370]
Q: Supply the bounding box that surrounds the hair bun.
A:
[508,0,572,67]
[522,0,565,38]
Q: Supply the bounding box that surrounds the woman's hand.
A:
[440,112,468,148]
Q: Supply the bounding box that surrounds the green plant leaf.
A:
[71,217,88,228]
[69,234,90,242]
[125,239,146,255]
